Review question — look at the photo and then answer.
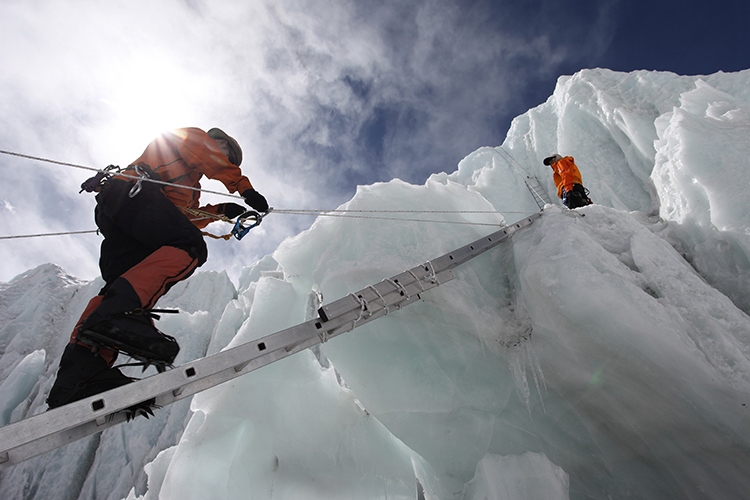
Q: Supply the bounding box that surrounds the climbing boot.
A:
[76,278,180,370]
[47,343,134,409]
[77,313,179,370]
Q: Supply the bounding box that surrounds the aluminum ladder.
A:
[0,212,541,470]
[524,175,553,210]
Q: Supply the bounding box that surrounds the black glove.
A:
[218,203,246,219]
[241,188,269,212]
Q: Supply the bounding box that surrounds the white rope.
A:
[492,146,533,177]
[348,293,367,324]
[0,148,539,238]
[367,285,389,315]
[272,208,530,214]
[426,261,439,285]
[0,229,99,240]
[385,278,410,299]
[274,211,507,227]
[0,149,245,201]
[407,270,426,292]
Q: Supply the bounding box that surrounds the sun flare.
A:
[99,53,209,163]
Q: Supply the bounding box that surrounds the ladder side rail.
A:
[423,213,540,274]
[307,270,455,344]
[0,321,323,467]
[278,273,454,358]
[0,269,453,469]
[0,212,542,469]
[316,215,540,323]
[318,265,444,322]
[524,176,552,209]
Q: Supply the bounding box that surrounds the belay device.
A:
[232,209,267,240]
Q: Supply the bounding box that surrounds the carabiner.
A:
[129,165,149,198]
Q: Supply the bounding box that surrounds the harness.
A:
[80,165,266,240]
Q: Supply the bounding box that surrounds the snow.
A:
[460,452,569,500]
[1,67,750,500]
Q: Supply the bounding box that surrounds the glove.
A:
[218,203,246,219]
[241,188,269,212]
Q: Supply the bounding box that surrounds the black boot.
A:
[47,344,134,409]
[77,278,180,367]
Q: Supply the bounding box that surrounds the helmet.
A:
[208,128,243,166]
[543,154,563,166]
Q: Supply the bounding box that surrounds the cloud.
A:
[0,0,621,282]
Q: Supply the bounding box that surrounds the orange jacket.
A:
[550,156,583,199]
[120,128,254,228]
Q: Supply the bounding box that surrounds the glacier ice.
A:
[1,68,750,500]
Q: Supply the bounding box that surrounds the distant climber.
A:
[543,154,592,209]
[47,127,269,410]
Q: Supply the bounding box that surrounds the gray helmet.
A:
[543,154,563,166]
[208,128,243,166]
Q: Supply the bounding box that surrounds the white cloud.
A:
[0,0,619,282]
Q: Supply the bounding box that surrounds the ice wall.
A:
[494,68,750,314]
[0,266,237,500]
[1,68,749,500]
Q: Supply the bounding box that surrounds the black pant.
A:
[563,183,591,209]
[94,179,207,290]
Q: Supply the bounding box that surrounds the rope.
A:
[0,148,538,239]
[0,229,99,240]
[490,147,552,208]
[201,231,233,240]
[272,208,530,214]
[0,149,245,201]
[273,211,507,227]
[180,207,233,224]
[491,146,533,177]
[272,208,540,227]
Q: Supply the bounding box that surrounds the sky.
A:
[0,0,748,284]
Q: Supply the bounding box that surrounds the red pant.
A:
[71,180,207,364]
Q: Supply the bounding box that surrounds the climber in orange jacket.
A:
[47,127,268,411]
[543,154,592,209]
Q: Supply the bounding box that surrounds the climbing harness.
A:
[79,158,268,240]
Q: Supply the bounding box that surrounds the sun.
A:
[97,52,211,164]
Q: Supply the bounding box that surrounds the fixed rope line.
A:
[274,211,507,226]
[0,230,99,240]
[0,148,537,238]
[1,149,538,213]
[0,149,245,202]
[0,207,239,242]
[0,213,513,240]
[489,147,552,209]
[491,146,533,177]
[0,207,533,240]
[271,209,533,215]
